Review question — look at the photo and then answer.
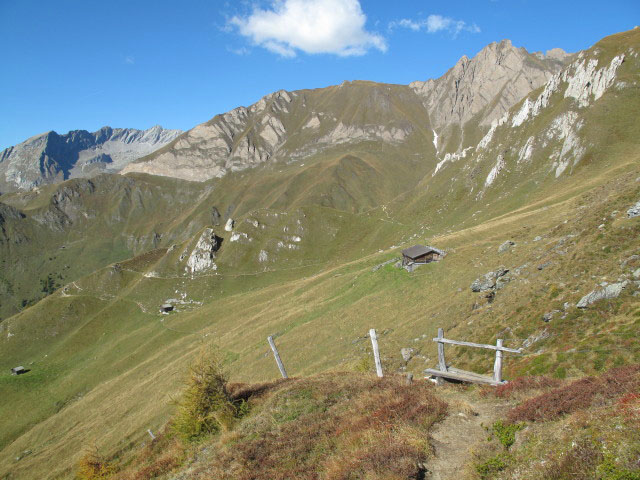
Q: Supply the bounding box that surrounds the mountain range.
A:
[0,125,181,193]
[121,40,569,183]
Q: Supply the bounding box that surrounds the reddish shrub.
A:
[483,375,561,399]
[508,364,640,423]
[618,392,640,421]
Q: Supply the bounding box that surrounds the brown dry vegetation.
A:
[472,365,640,480]
[507,364,640,423]
[197,374,447,480]
[480,375,562,399]
[115,373,447,480]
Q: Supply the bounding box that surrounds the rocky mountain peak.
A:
[410,39,569,128]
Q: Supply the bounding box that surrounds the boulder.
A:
[498,240,515,253]
[470,267,509,292]
[401,348,414,362]
[211,207,221,226]
[471,273,496,292]
[224,218,234,232]
[522,329,549,348]
[576,281,628,308]
[495,276,511,290]
[627,201,640,218]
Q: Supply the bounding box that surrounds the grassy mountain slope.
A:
[0,174,215,321]
[0,29,639,479]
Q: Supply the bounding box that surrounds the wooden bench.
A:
[424,328,522,386]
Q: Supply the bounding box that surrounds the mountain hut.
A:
[11,366,26,375]
[401,245,445,271]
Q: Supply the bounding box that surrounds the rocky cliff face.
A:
[0,125,182,192]
[409,40,569,129]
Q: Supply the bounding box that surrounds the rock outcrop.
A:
[471,267,510,292]
[498,240,516,253]
[185,228,220,274]
[576,281,629,308]
[0,126,181,192]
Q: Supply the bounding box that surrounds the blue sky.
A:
[0,0,638,150]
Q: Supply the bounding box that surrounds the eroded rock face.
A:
[317,122,410,145]
[410,40,568,128]
[122,90,295,182]
[185,228,219,274]
[0,126,181,192]
[509,53,625,129]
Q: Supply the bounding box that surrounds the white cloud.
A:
[227,46,251,56]
[390,14,480,37]
[124,55,135,65]
[228,0,386,57]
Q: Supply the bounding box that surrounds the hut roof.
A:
[401,245,445,259]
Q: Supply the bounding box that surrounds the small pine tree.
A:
[76,446,115,480]
[171,349,236,442]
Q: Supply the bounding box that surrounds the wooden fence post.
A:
[436,328,447,385]
[493,339,503,383]
[267,335,288,379]
[437,328,447,372]
[369,329,383,377]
